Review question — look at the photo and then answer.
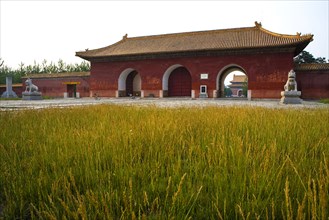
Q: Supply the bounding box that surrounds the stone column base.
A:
[247,90,252,101]
[1,91,18,98]
[191,90,196,99]
[212,90,217,99]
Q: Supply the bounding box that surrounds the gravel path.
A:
[0,98,328,111]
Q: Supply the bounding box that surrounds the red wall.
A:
[22,77,90,98]
[296,70,329,99]
[90,52,295,99]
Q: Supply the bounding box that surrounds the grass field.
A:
[0,105,328,219]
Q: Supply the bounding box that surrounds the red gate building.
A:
[76,22,313,98]
[76,22,326,99]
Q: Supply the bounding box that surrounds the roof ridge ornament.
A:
[123,34,128,40]
[255,21,262,28]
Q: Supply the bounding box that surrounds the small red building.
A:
[76,22,320,99]
[228,75,247,97]
[21,72,90,98]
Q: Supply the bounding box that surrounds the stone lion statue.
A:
[284,70,297,91]
[24,78,39,93]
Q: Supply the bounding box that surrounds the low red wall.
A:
[296,70,329,99]
[22,76,90,98]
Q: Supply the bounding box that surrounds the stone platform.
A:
[1,98,327,111]
[22,92,43,100]
[280,91,302,104]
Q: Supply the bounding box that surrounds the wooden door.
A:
[126,71,138,96]
[168,67,191,97]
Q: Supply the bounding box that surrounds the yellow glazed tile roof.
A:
[294,63,329,71]
[230,75,247,83]
[22,72,90,79]
[76,22,313,59]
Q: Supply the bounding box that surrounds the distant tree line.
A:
[0,58,90,84]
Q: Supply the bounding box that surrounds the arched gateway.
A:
[217,65,248,98]
[76,22,314,99]
[163,65,192,97]
[118,68,141,97]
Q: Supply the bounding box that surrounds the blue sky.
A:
[1,0,328,69]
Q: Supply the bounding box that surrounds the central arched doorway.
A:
[118,68,141,97]
[169,67,191,96]
[166,66,192,97]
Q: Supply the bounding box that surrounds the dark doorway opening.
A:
[126,70,140,97]
[67,84,77,98]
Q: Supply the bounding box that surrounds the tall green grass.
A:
[0,105,328,219]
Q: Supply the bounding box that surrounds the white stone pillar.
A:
[76,92,80,98]
[115,90,119,98]
[159,90,163,98]
[64,92,68,98]
[141,90,144,98]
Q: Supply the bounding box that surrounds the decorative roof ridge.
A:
[258,25,313,40]
[76,38,127,55]
[294,63,329,71]
[295,63,329,67]
[295,63,329,65]
[121,22,313,41]
[124,26,255,41]
[22,72,90,79]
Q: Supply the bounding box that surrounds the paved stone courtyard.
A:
[0,98,328,111]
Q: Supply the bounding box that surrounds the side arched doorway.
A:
[118,69,141,97]
[125,70,141,96]
[216,65,248,99]
[163,65,192,97]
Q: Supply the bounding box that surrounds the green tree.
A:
[0,59,91,84]
[0,60,22,85]
[294,51,328,64]
[242,78,248,97]
[224,86,232,97]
